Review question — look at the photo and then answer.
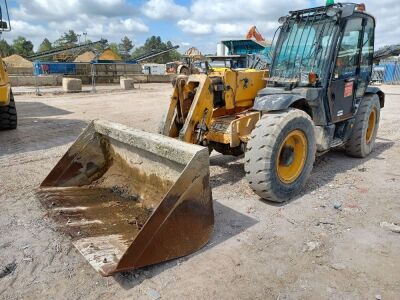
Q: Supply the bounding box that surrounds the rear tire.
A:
[345,94,380,158]
[245,109,316,202]
[0,92,17,130]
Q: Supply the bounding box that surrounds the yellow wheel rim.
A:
[276,130,307,184]
[366,108,376,144]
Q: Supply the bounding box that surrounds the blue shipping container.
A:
[33,61,77,76]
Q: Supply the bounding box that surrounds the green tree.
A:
[131,36,180,63]
[36,38,54,61]
[38,38,52,52]
[166,41,181,61]
[118,36,134,59]
[12,36,34,57]
[0,39,14,57]
[54,30,78,47]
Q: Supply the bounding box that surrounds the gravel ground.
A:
[0,83,399,299]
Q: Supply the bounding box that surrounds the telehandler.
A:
[40,2,384,275]
[0,0,16,130]
[160,2,383,201]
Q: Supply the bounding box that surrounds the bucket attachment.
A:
[38,120,213,276]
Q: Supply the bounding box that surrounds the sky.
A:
[2,0,400,54]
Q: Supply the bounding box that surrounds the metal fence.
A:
[372,58,400,84]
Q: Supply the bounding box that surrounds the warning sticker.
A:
[344,81,354,98]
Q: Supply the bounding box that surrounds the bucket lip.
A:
[92,119,207,165]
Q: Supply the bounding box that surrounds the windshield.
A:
[270,16,338,85]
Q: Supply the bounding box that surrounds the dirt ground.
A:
[0,83,399,299]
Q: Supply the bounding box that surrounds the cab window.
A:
[356,18,374,97]
[334,18,363,80]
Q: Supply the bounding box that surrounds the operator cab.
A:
[256,3,378,125]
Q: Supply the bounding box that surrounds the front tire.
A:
[345,94,380,158]
[245,109,316,202]
[0,92,17,130]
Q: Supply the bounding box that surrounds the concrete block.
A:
[120,78,135,90]
[148,74,175,83]
[63,78,82,92]
[10,75,60,87]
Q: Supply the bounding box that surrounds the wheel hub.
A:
[280,146,295,167]
[276,130,308,184]
[366,108,376,144]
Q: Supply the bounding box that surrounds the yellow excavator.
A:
[0,0,16,130]
[39,2,384,276]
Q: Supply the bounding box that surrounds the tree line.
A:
[0,30,181,63]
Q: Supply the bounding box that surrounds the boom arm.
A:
[246,26,265,42]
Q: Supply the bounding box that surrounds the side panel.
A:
[329,79,356,121]
[0,57,11,106]
[234,70,267,108]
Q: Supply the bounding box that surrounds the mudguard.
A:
[253,93,304,111]
[252,87,327,126]
[365,86,385,108]
[252,87,321,112]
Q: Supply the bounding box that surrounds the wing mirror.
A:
[0,21,8,30]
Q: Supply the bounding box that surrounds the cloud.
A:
[360,0,400,48]
[6,20,51,47]
[176,0,310,51]
[7,0,149,50]
[9,20,48,38]
[177,19,212,35]
[177,0,400,52]
[4,0,400,54]
[142,0,188,20]
[11,0,137,21]
[188,0,309,23]
[214,23,250,37]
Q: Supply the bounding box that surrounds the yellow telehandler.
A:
[0,0,16,130]
[40,2,384,276]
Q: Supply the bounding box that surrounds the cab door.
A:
[329,18,363,122]
[355,17,375,99]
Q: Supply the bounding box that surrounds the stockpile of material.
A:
[3,54,34,75]
[3,54,33,68]
[99,49,121,61]
[74,51,96,63]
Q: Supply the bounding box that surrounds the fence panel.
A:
[372,58,400,84]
